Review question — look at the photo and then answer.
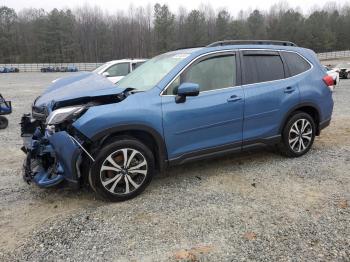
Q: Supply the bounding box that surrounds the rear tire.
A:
[0,116,8,129]
[89,138,155,202]
[278,112,316,157]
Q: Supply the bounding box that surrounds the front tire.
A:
[89,139,155,202]
[278,112,316,157]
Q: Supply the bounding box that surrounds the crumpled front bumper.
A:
[21,116,82,188]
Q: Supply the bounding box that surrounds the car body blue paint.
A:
[161,86,244,158]
[242,76,301,141]
[24,130,80,187]
[48,131,81,184]
[36,73,125,107]
[26,44,333,187]
[73,87,164,140]
[71,44,333,161]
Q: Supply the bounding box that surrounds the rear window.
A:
[282,52,311,76]
[242,52,285,84]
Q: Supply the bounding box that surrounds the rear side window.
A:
[242,52,285,85]
[282,52,311,76]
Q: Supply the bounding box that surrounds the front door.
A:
[161,53,244,160]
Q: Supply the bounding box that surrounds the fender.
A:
[279,102,321,134]
[90,124,168,171]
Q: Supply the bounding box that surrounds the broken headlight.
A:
[46,106,86,125]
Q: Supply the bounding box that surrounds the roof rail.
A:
[207,40,297,47]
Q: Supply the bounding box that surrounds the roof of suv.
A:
[171,43,316,65]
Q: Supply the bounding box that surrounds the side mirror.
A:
[102,72,110,77]
[175,83,200,103]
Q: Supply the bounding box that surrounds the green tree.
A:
[153,3,175,53]
[184,10,206,47]
[0,6,17,63]
[303,11,336,52]
[228,20,250,40]
[247,10,267,39]
[215,10,231,40]
[267,10,305,44]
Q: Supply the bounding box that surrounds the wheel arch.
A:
[280,103,321,136]
[90,124,168,171]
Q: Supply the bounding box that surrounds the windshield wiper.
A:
[121,87,143,98]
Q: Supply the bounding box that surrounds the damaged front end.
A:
[20,72,132,189]
[21,111,89,188]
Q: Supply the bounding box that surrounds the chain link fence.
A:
[0,63,103,72]
[1,51,350,72]
[317,50,350,60]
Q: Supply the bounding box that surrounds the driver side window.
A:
[165,54,236,95]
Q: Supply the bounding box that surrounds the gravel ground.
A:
[0,73,349,261]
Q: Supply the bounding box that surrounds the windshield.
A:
[116,52,189,91]
[93,63,111,73]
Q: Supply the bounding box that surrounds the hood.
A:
[35,72,126,107]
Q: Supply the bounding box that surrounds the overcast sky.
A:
[1,0,341,15]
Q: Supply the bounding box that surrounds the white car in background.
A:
[324,66,340,87]
[93,59,146,84]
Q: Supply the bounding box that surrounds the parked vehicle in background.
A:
[21,40,334,201]
[41,65,79,73]
[67,65,79,72]
[0,94,12,129]
[9,67,19,73]
[333,62,350,79]
[324,65,339,87]
[0,66,19,73]
[0,67,9,73]
[41,66,55,72]
[93,59,146,84]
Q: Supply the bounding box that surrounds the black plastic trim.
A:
[168,141,241,166]
[242,135,281,150]
[207,40,297,47]
[90,124,168,171]
[168,135,281,166]
[319,118,331,130]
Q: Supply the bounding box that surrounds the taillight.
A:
[323,75,334,87]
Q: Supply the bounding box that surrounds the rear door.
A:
[241,50,300,144]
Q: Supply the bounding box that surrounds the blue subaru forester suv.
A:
[21,40,334,201]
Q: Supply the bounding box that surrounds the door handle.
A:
[284,86,295,93]
[227,95,242,102]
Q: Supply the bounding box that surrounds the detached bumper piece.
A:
[22,127,82,188]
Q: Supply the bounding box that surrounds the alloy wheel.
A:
[100,148,148,195]
[288,118,313,153]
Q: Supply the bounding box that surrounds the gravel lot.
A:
[0,73,349,261]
